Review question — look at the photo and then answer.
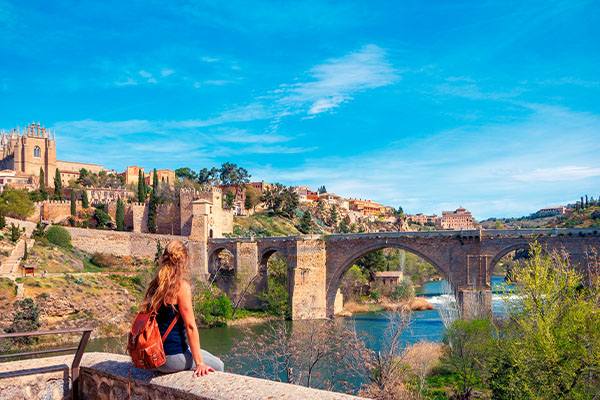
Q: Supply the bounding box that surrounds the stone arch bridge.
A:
[199,229,600,320]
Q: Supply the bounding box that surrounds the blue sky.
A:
[1,0,599,219]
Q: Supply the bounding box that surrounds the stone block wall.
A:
[0,353,366,400]
[0,354,72,399]
[64,227,207,277]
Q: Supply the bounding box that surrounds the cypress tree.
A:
[147,169,158,233]
[116,197,124,231]
[23,241,27,261]
[138,169,146,202]
[39,167,48,200]
[70,190,76,216]
[81,190,89,209]
[53,169,62,200]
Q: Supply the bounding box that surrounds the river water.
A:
[86,276,509,365]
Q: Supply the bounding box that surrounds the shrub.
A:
[94,208,112,229]
[45,226,71,247]
[392,279,415,301]
[5,298,41,346]
[194,283,233,327]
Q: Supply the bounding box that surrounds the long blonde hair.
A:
[142,240,190,313]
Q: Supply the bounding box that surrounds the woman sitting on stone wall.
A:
[141,239,224,375]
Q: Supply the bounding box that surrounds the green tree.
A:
[5,298,41,345]
[10,223,20,242]
[259,254,289,317]
[116,197,124,231]
[0,210,5,229]
[224,189,235,210]
[39,167,48,200]
[137,169,146,202]
[318,185,327,194]
[488,242,600,399]
[197,167,219,185]
[23,241,27,261]
[194,283,233,327]
[70,190,76,216]
[339,216,350,233]
[81,189,89,209]
[329,205,338,228]
[443,319,495,399]
[299,210,312,234]
[94,207,111,229]
[175,167,197,181]
[356,249,387,281]
[244,186,259,213]
[52,168,62,200]
[154,240,164,265]
[0,188,35,219]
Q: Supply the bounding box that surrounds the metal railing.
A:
[0,327,92,400]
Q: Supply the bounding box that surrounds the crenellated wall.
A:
[31,187,233,240]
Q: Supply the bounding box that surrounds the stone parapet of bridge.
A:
[0,353,367,399]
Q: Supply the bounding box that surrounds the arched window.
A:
[33,146,41,158]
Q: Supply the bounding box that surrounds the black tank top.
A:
[156,304,187,355]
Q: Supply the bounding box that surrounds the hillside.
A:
[0,239,155,340]
[480,204,600,230]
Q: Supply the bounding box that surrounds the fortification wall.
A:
[64,227,207,276]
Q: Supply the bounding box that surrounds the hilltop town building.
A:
[408,213,441,227]
[440,207,476,230]
[117,166,144,186]
[294,186,319,203]
[146,169,176,185]
[0,169,34,191]
[349,198,384,217]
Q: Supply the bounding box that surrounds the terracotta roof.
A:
[375,271,403,278]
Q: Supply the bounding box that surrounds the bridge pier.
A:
[457,289,492,320]
[288,239,327,320]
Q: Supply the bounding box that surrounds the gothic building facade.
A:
[0,121,57,187]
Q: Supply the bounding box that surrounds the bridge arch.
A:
[489,242,531,274]
[208,245,237,274]
[326,242,449,316]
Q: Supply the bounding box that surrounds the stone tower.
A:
[0,122,57,187]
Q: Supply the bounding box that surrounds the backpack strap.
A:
[161,312,180,343]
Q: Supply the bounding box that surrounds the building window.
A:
[33,146,41,158]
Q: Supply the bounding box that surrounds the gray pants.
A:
[155,349,224,373]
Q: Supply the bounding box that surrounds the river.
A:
[86,276,509,368]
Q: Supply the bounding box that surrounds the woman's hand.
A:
[193,363,215,377]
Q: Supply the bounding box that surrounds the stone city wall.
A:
[64,227,208,277]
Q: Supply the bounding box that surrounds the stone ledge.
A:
[0,353,368,399]
[81,352,367,400]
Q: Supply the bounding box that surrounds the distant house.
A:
[375,271,404,289]
[349,198,384,216]
[538,206,567,215]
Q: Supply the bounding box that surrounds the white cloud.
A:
[513,166,600,182]
[279,44,399,114]
[161,69,175,77]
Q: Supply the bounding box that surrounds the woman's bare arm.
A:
[177,280,215,376]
